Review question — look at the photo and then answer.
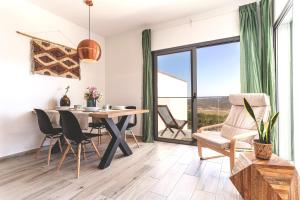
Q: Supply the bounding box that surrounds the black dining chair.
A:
[118,106,139,148]
[57,110,101,178]
[89,119,106,145]
[34,109,63,166]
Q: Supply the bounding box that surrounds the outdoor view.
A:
[157,42,240,142]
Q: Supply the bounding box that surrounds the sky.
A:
[157,42,240,97]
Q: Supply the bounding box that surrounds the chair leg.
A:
[58,138,63,153]
[197,140,203,159]
[77,144,82,178]
[160,127,167,136]
[90,128,94,133]
[82,144,86,160]
[64,136,76,157]
[174,129,181,138]
[57,144,71,171]
[169,128,174,133]
[230,140,236,173]
[130,130,139,148]
[36,136,46,159]
[98,128,101,145]
[47,137,54,166]
[91,140,101,159]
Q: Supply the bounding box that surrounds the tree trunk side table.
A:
[230,152,299,200]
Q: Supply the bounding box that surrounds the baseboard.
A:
[0,135,144,161]
[0,147,41,161]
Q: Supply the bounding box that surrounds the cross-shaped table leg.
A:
[98,115,133,169]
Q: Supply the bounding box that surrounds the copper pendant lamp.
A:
[77,0,101,63]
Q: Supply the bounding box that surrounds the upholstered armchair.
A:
[192,93,270,171]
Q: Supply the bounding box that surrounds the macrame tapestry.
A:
[31,39,80,79]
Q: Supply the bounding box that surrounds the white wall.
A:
[106,8,240,136]
[0,0,105,157]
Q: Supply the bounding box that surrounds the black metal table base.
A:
[98,115,133,169]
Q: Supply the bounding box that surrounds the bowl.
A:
[85,107,100,112]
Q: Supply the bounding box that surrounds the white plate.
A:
[111,106,126,110]
[85,107,100,112]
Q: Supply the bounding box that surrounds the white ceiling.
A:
[29,0,245,36]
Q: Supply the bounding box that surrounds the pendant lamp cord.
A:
[88,5,91,39]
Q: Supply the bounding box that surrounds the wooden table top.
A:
[90,109,149,118]
[33,109,149,119]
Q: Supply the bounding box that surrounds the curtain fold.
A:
[239,0,278,153]
[239,3,262,93]
[142,29,154,143]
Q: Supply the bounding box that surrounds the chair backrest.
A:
[34,109,54,134]
[157,105,176,127]
[58,110,87,143]
[221,93,270,140]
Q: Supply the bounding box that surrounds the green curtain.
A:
[142,29,154,142]
[239,3,262,93]
[239,0,278,153]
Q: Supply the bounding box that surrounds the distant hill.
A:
[188,96,231,110]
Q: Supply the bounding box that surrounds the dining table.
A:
[36,108,149,169]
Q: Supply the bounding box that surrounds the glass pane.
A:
[157,51,192,142]
[277,8,293,160]
[157,52,191,97]
[196,42,240,129]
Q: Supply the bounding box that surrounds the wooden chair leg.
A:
[160,127,167,136]
[130,130,139,148]
[230,140,236,173]
[58,138,63,153]
[64,136,76,157]
[36,136,46,159]
[91,140,101,159]
[197,140,203,159]
[169,128,174,133]
[57,144,71,171]
[47,137,54,166]
[82,144,86,160]
[174,129,181,138]
[77,144,81,178]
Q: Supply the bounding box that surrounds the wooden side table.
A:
[230,152,299,200]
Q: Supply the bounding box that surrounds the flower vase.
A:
[87,99,97,107]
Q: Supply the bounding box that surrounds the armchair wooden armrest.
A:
[197,123,224,133]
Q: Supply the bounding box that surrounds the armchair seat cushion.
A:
[193,131,252,149]
[193,131,230,149]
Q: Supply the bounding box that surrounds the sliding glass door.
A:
[275,1,294,160]
[153,37,240,144]
[155,51,193,142]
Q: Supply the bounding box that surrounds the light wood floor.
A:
[0,136,242,200]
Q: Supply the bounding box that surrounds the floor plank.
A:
[0,137,241,200]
